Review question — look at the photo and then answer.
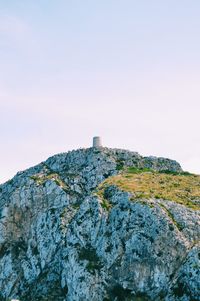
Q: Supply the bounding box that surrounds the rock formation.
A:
[0,147,199,301]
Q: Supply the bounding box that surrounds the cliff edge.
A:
[0,148,199,301]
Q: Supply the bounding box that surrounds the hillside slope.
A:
[0,148,199,301]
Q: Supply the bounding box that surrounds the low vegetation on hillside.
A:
[98,168,200,210]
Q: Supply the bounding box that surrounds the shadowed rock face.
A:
[0,148,199,301]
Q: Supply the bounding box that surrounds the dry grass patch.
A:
[98,171,200,210]
[30,173,69,191]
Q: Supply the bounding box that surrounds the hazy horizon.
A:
[0,1,200,183]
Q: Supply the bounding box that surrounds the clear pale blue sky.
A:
[0,1,200,183]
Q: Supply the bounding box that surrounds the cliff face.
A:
[0,148,199,301]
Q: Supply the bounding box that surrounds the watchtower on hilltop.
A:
[93,136,102,148]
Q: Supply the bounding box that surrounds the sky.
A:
[0,0,200,183]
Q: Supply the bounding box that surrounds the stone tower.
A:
[93,136,102,148]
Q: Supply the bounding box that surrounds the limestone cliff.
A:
[0,148,199,301]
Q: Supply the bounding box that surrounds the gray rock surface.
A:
[0,147,199,301]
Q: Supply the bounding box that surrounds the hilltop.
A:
[0,147,199,301]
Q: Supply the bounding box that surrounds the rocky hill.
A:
[0,147,199,301]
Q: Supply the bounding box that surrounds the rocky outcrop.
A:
[0,147,199,301]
